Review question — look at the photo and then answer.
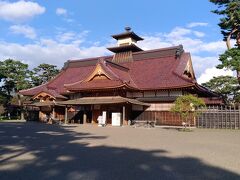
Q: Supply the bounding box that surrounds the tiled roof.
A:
[20,84,67,99]
[64,59,138,91]
[20,83,47,96]
[20,45,198,97]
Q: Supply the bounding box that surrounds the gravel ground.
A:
[0,122,239,180]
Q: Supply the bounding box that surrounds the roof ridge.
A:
[19,82,47,93]
[105,60,129,71]
[68,55,113,63]
[65,45,183,65]
[133,45,182,55]
[99,60,121,81]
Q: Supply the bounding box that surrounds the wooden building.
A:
[20,28,221,126]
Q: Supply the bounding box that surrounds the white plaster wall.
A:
[146,103,174,111]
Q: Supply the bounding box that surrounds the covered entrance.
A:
[31,101,65,123]
[58,96,149,126]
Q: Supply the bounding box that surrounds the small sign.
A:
[112,112,121,126]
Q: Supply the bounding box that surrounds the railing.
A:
[197,106,240,129]
[133,106,240,129]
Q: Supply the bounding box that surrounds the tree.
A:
[0,90,8,105]
[171,95,206,129]
[202,76,239,104]
[217,48,240,83]
[0,59,31,119]
[30,63,59,86]
[210,0,240,49]
[210,0,240,83]
[0,59,31,95]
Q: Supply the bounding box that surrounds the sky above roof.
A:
[0,0,234,84]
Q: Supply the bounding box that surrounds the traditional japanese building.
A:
[20,28,221,126]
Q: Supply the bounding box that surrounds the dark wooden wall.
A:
[132,111,194,126]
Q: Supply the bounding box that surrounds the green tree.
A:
[202,76,239,104]
[210,0,240,48]
[210,0,240,83]
[30,63,59,86]
[0,59,31,119]
[171,95,206,129]
[0,59,31,95]
[217,48,240,83]
[0,90,8,105]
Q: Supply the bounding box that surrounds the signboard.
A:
[102,111,106,122]
[112,112,121,126]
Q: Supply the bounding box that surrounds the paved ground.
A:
[0,122,239,180]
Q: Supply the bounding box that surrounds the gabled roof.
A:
[19,79,67,99]
[64,59,138,91]
[20,45,205,97]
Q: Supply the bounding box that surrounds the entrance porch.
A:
[59,96,149,126]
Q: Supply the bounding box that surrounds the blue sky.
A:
[0,0,234,83]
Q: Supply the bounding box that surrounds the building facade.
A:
[20,28,221,126]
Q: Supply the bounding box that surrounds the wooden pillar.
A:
[83,112,87,124]
[64,106,68,124]
[123,105,125,125]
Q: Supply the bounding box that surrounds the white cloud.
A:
[56,8,74,23]
[197,41,226,54]
[197,67,234,84]
[10,25,36,39]
[191,55,220,78]
[138,24,229,82]
[0,0,45,22]
[57,32,76,42]
[138,36,172,50]
[187,22,208,28]
[165,27,191,40]
[56,8,67,16]
[56,30,89,43]
[139,32,226,55]
[0,23,231,83]
[193,31,205,38]
[0,38,109,69]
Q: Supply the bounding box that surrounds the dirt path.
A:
[0,122,239,180]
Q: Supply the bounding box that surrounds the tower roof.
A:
[107,44,143,53]
[111,27,144,41]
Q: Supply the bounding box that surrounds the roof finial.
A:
[125,27,131,32]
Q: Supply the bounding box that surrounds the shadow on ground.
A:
[0,122,239,180]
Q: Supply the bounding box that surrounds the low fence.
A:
[133,106,240,129]
[197,106,240,129]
